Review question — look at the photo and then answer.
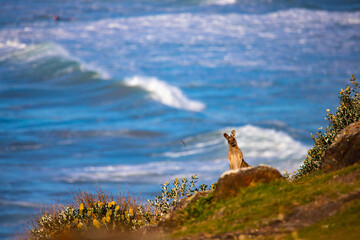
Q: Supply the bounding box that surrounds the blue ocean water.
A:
[1,0,360,238]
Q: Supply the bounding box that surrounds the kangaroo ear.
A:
[223,133,229,140]
[231,130,236,137]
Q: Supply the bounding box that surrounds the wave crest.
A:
[60,125,309,185]
[160,125,309,171]
[203,0,237,6]
[124,76,205,112]
[0,42,112,80]
[58,159,226,185]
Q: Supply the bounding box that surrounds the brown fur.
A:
[224,130,250,170]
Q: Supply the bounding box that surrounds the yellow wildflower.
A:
[74,218,79,225]
[87,209,92,217]
[77,222,83,229]
[115,205,120,211]
[101,217,106,224]
[98,201,103,208]
[129,208,134,216]
[326,109,330,112]
[93,219,100,229]
[79,204,84,215]
[106,216,111,223]
[106,210,112,218]
[121,214,125,221]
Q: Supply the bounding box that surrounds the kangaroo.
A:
[224,130,250,170]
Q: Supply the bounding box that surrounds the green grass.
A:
[170,164,360,238]
[283,199,360,240]
[25,164,360,239]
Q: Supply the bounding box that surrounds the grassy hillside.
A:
[164,164,360,239]
[23,163,360,240]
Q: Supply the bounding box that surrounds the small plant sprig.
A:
[298,75,360,177]
[147,175,213,221]
[283,168,298,181]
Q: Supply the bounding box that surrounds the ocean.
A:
[1,0,360,238]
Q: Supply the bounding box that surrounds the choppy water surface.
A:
[1,0,360,238]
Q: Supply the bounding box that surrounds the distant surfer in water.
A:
[53,15,74,21]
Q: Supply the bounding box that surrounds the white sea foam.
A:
[162,148,206,158]
[160,125,309,171]
[0,39,27,49]
[203,0,237,6]
[2,8,358,72]
[124,76,205,112]
[61,125,309,185]
[60,159,226,184]
[229,125,308,159]
[75,8,357,70]
[0,199,45,208]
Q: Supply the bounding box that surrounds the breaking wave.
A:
[60,125,309,185]
[124,76,205,112]
[161,125,308,161]
[202,0,237,6]
[58,159,227,184]
[0,42,111,80]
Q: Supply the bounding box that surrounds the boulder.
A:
[321,121,360,172]
[213,165,284,199]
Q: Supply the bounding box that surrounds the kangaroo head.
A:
[223,130,237,148]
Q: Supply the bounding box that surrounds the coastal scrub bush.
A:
[25,176,212,239]
[298,75,360,177]
[27,188,151,239]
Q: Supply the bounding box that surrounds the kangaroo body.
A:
[224,130,250,170]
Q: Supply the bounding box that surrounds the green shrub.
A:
[147,175,214,221]
[25,176,212,239]
[298,75,360,177]
[27,189,148,239]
